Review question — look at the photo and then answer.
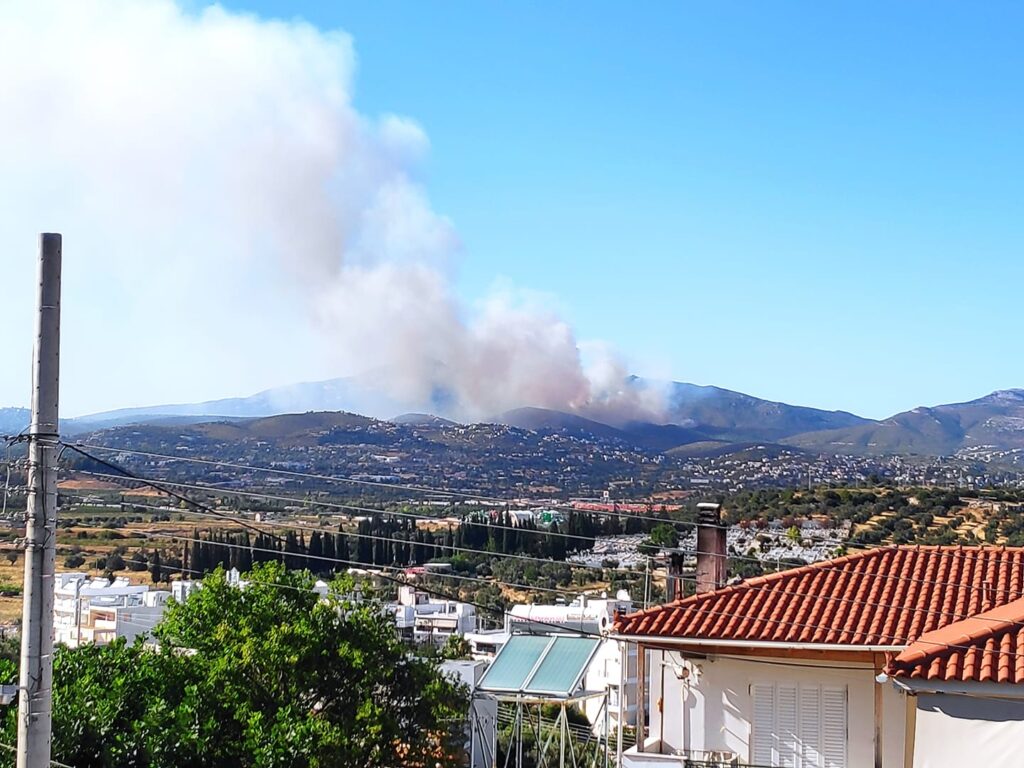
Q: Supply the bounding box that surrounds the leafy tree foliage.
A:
[0,563,468,768]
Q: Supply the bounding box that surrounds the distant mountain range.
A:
[5,380,1024,458]
[783,389,1024,455]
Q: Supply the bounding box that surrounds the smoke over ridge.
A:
[0,0,667,422]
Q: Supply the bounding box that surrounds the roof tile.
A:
[885,594,1024,683]
[615,546,1024,653]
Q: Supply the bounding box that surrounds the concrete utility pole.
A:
[17,234,61,768]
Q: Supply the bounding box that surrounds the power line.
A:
[149,498,1024,636]
[68,442,1024,604]
[129,533,1024,665]
[63,466,601,545]
[60,467,617,571]
[66,442,719,529]
[69,511,587,600]
[62,464,1024,618]
[58,464,1024,636]
[0,742,75,768]
[46,489,1024,672]
[57,448,1024,638]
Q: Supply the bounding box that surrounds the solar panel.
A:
[478,634,551,691]
[477,634,600,697]
[525,636,599,695]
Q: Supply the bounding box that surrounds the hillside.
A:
[68,376,874,449]
[0,407,29,435]
[666,382,869,442]
[786,389,1024,456]
[494,407,632,441]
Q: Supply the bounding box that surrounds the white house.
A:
[53,572,170,647]
[389,584,477,645]
[881,594,1024,768]
[613,537,1024,768]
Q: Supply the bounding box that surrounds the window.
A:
[751,683,846,768]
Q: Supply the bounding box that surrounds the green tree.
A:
[0,562,468,768]
[149,550,163,584]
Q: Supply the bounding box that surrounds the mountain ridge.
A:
[6,381,1024,457]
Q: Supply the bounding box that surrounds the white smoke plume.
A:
[0,0,667,423]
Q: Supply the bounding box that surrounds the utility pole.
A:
[18,233,61,768]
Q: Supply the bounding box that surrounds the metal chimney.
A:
[695,502,726,594]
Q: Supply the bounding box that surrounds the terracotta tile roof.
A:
[885,596,1024,683]
[614,546,1024,647]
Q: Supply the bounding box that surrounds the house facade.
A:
[389,584,478,645]
[53,572,171,647]
[613,541,1024,768]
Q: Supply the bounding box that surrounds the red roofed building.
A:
[612,535,1024,768]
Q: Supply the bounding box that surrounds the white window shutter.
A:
[751,683,775,766]
[821,686,847,768]
[776,683,799,768]
[799,685,823,768]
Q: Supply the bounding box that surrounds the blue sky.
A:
[219,1,1023,418]
[1,2,1022,419]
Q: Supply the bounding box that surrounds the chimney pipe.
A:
[695,503,726,594]
[666,552,685,602]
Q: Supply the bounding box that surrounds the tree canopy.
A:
[0,563,468,768]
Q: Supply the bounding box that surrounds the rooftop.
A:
[885,596,1024,684]
[614,546,1024,647]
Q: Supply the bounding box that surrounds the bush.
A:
[63,554,86,569]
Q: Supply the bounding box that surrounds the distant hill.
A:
[494,407,630,442]
[666,382,869,442]
[0,407,29,435]
[12,379,1024,459]
[71,378,379,424]
[390,413,459,428]
[786,389,1024,455]
[70,377,870,442]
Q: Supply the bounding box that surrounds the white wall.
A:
[642,650,904,768]
[913,693,1024,768]
[583,638,637,735]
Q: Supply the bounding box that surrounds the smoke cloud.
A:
[0,0,666,423]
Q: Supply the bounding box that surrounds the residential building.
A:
[613,537,1024,768]
[389,584,477,645]
[53,572,170,648]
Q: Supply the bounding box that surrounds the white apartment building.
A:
[53,572,171,648]
[390,585,478,645]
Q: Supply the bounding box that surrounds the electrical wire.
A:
[56,447,1024,650]
[143,498,1024,637]
[127,530,1024,664]
[57,463,1024,639]
[0,741,76,768]
[66,442,1024,605]
[66,442,720,529]
[61,465,1024,625]
[63,467,601,545]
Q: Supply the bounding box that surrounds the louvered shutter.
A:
[751,683,775,766]
[821,686,847,768]
[799,685,823,768]
[776,683,799,768]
